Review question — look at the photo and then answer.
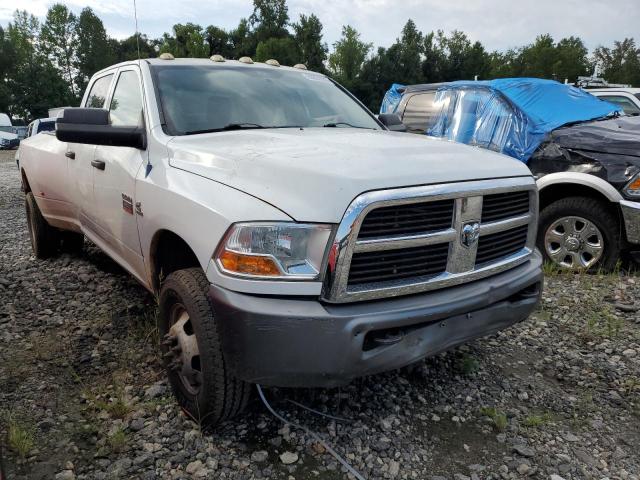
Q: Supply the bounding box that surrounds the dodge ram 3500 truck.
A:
[18,57,543,426]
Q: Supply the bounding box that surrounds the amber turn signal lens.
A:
[627,177,640,192]
[219,250,281,276]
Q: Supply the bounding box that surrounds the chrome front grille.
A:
[323,177,538,303]
[357,199,454,239]
[348,243,450,285]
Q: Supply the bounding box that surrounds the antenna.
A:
[133,0,141,60]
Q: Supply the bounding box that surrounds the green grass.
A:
[5,415,35,458]
[456,353,480,375]
[523,411,554,428]
[480,407,508,432]
[108,428,127,453]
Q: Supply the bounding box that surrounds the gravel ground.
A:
[1,148,639,480]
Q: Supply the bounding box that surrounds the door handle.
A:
[65,151,75,159]
[91,160,106,170]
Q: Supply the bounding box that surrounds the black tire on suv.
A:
[537,196,620,271]
[158,268,251,427]
[25,192,61,259]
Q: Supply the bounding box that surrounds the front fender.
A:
[536,172,623,203]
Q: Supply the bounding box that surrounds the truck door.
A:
[68,72,114,229]
[91,67,147,282]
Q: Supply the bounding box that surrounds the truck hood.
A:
[549,115,640,158]
[167,128,531,223]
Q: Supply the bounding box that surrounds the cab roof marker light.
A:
[238,56,253,64]
[293,64,307,70]
[159,52,175,60]
[210,54,225,62]
[265,59,280,67]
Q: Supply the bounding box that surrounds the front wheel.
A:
[159,268,251,428]
[537,196,620,271]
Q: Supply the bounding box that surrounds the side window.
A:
[85,74,114,108]
[403,93,437,132]
[600,95,640,115]
[109,70,143,127]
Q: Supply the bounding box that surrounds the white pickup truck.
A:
[18,57,543,426]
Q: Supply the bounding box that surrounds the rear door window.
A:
[85,74,114,108]
[402,92,437,133]
[109,70,143,127]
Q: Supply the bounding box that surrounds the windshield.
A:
[152,65,380,135]
[0,126,12,133]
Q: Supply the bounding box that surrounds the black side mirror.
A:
[56,108,146,149]
[378,113,407,132]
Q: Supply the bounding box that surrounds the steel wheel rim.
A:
[544,215,604,269]
[165,303,202,395]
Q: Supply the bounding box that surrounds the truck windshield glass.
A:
[152,65,380,135]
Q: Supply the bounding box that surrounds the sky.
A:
[1,0,638,53]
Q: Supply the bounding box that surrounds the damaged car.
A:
[382,79,640,270]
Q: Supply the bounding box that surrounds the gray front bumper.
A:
[620,200,640,245]
[210,250,543,388]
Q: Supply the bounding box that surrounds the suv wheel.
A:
[25,192,60,259]
[159,268,251,428]
[537,196,620,271]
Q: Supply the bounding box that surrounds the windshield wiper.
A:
[185,123,265,135]
[322,122,373,129]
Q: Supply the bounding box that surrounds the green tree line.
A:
[1,0,639,121]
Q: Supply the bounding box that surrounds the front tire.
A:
[537,196,620,271]
[159,268,251,428]
[25,192,60,259]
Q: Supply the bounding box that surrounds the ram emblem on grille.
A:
[461,221,480,248]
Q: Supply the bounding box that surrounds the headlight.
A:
[624,174,640,197]
[215,222,334,280]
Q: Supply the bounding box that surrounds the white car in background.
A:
[589,88,640,115]
[0,112,19,150]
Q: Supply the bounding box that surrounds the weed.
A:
[523,411,554,428]
[95,392,132,419]
[5,415,35,458]
[456,354,480,375]
[480,407,508,432]
[108,428,127,453]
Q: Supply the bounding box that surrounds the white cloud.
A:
[1,0,638,52]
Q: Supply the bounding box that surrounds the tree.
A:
[293,14,327,72]
[6,10,72,120]
[249,0,289,42]
[594,38,640,86]
[229,18,256,58]
[255,37,300,65]
[0,26,17,113]
[388,20,423,84]
[328,25,372,86]
[40,3,78,98]
[555,36,590,83]
[160,23,208,58]
[421,31,447,82]
[75,7,115,93]
[112,34,156,62]
[205,26,233,58]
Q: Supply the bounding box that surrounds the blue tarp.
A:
[380,83,405,114]
[382,78,622,162]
